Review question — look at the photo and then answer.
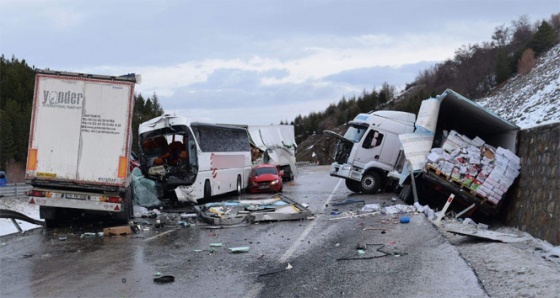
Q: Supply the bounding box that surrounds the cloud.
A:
[1,0,557,126]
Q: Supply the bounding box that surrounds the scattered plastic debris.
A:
[361,204,380,213]
[229,246,250,253]
[382,204,417,214]
[400,216,410,223]
[333,199,365,206]
[80,232,102,239]
[180,213,198,219]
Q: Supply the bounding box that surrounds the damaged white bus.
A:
[138,115,252,203]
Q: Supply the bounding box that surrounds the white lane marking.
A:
[278,179,342,263]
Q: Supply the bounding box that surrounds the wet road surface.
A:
[0,166,487,297]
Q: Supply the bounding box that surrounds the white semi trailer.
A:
[25,70,140,227]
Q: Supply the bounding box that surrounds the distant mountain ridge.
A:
[477,43,560,129]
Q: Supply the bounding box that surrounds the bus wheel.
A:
[236,175,242,195]
[360,171,381,194]
[204,180,212,200]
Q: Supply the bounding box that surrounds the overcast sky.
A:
[1,1,557,125]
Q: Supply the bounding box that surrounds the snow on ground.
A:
[0,197,41,237]
[477,43,560,129]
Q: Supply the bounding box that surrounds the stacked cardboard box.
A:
[424,130,521,206]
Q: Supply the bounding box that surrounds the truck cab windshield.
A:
[343,124,368,143]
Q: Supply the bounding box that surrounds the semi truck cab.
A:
[326,110,416,194]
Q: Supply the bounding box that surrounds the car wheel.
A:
[360,171,382,194]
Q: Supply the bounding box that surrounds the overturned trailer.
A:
[399,89,520,217]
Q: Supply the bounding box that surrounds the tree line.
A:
[290,13,559,144]
[1,13,558,170]
[0,56,164,172]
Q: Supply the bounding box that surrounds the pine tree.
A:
[529,21,557,55]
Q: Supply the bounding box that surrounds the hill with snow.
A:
[477,43,560,129]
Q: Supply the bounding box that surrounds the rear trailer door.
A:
[27,73,135,188]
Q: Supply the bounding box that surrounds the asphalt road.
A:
[0,166,488,298]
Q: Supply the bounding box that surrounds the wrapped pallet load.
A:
[424,130,520,206]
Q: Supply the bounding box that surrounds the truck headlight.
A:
[341,164,352,171]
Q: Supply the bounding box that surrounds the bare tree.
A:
[518,48,536,75]
[492,25,511,47]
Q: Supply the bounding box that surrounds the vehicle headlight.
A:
[341,164,352,171]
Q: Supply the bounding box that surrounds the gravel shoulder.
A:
[438,222,560,298]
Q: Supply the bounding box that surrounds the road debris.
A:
[103,225,132,236]
[153,275,175,283]
[336,243,404,261]
[195,194,313,226]
[443,222,530,243]
[400,216,410,223]
[229,246,251,253]
[332,198,365,206]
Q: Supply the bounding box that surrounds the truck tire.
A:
[203,180,211,200]
[118,187,133,224]
[360,171,382,194]
[40,206,58,228]
[345,179,361,193]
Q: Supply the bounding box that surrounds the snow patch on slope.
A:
[477,44,560,129]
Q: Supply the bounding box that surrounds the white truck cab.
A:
[326,110,416,193]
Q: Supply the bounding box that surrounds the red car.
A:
[247,164,283,193]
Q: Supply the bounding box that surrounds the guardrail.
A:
[0,183,32,199]
[295,161,317,167]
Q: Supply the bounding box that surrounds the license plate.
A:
[65,193,88,200]
[259,185,270,189]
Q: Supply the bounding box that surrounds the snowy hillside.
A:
[477,43,560,129]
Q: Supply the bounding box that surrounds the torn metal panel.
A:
[444,223,530,243]
[195,194,313,226]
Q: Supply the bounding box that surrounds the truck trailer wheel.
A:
[360,171,382,194]
[117,187,133,224]
[345,179,361,192]
[40,206,58,228]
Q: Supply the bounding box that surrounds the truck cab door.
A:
[354,130,385,167]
